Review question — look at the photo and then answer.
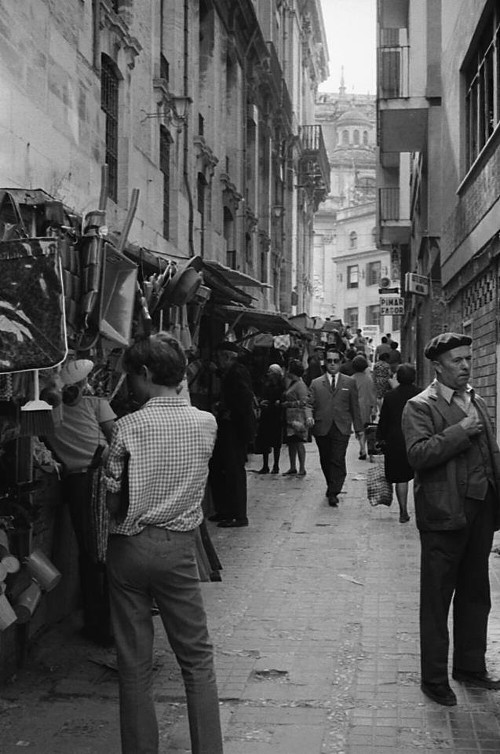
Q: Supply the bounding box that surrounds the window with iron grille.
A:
[344,307,359,330]
[366,304,380,327]
[465,3,500,169]
[160,126,172,239]
[101,55,119,202]
[366,260,381,286]
[347,264,359,288]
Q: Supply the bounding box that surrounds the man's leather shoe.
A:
[328,494,339,507]
[208,513,232,522]
[452,669,500,689]
[421,681,457,706]
[217,519,249,528]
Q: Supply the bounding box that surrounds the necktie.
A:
[331,375,336,392]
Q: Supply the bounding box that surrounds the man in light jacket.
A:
[306,347,363,507]
[402,332,500,707]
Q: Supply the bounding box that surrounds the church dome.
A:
[336,108,372,127]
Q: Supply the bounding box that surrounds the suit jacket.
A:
[402,381,500,532]
[306,372,363,437]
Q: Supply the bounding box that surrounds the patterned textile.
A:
[372,361,393,399]
[367,458,393,507]
[105,396,217,535]
[87,464,109,563]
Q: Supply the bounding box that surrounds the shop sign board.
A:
[379,295,405,316]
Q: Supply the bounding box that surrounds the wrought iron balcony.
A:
[298,125,331,205]
[378,29,410,99]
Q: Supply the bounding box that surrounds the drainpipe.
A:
[183,0,194,257]
[92,0,101,70]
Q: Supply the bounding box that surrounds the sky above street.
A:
[319,0,376,95]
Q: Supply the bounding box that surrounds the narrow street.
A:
[2,440,500,753]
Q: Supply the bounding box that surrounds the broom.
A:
[20,370,54,436]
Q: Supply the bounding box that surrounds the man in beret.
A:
[402,332,500,706]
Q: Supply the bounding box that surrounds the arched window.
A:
[354,129,360,145]
[363,130,369,145]
[342,129,349,144]
[349,231,358,249]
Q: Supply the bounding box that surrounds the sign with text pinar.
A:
[379,295,404,316]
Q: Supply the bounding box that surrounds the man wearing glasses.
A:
[306,348,363,507]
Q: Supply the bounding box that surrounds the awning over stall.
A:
[214,304,304,335]
[202,260,271,290]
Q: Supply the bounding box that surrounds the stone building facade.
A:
[376,0,500,408]
[312,86,392,345]
[0,0,330,315]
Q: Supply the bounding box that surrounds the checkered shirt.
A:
[104,396,217,536]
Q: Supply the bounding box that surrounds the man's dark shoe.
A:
[257,467,269,474]
[208,513,232,522]
[328,494,339,507]
[421,681,457,706]
[452,669,500,689]
[217,519,249,528]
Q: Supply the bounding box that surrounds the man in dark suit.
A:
[306,348,363,507]
[402,332,500,707]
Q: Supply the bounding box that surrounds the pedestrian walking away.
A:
[282,359,309,477]
[402,332,500,708]
[306,348,363,507]
[351,354,377,460]
[104,332,224,754]
[376,363,420,522]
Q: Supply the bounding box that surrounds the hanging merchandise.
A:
[0,593,17,631]
[13,580,42,624]
[179,305,192,350]
[0,238,67,373]
[24,548,61,592]
[98,244,138,347]
[19,369,54,436]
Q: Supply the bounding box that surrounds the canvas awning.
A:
[202,260,272,289]
[215,304,304,336]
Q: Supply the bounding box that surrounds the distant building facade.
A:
[376,0,500,413]
[312,83,393,343]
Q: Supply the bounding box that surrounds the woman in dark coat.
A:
[255,364,285,474]
[376,363,420,523]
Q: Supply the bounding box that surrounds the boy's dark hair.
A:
[288,358,304,377]
[390,341,399,350]
[123,332,187,387]
[396,363,416,385]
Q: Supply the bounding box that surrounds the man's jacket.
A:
[402,382,500,531]
[219,361,257,444]
[306,372,363,437]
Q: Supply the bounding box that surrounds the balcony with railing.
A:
[377,27,429,155]
[298,125,331,207]
[378,187,411,245]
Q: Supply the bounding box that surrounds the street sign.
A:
[380,295,404,315]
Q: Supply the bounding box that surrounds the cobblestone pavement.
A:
[2,439,500,752]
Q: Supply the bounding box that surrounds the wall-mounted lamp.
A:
[141,94,192,130]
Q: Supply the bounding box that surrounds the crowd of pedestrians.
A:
[47,324,500,752]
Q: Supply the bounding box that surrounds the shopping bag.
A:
[366,460,393,507]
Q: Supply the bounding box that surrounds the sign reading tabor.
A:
[380,295,404,315]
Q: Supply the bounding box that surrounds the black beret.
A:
[424,332,472,360]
